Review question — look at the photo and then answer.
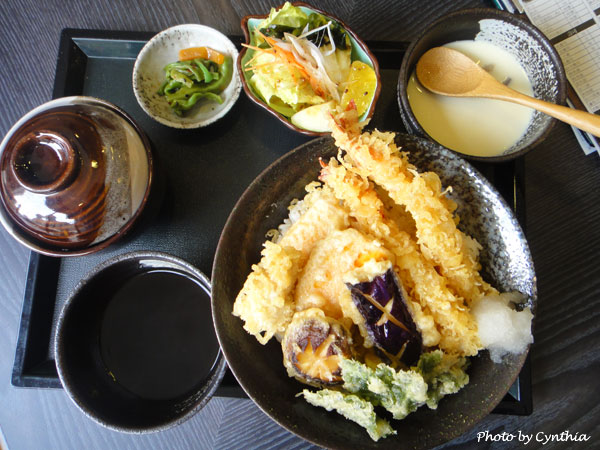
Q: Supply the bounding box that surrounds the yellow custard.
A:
[407,40,534,157]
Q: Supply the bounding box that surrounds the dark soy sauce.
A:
[99,270,219,400]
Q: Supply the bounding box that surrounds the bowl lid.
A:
[0,97,152,253]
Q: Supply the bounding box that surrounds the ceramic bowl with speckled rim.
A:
[133,24,242,129]
[398,8,567,162]
[239,2,381,136]
[212,134,536,449]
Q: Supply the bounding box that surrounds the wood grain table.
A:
[0,1,599,449]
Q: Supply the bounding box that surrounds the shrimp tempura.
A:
[320,158,481,356]
[329,107,496,305]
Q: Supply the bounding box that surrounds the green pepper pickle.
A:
[158,55,233,116]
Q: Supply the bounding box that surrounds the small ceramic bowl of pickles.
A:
[239,1,381,135]
[133,24,242,129]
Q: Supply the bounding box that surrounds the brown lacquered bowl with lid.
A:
[0,96,153,256]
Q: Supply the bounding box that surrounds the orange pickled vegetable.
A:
[178,46,225,65]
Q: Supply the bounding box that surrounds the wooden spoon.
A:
[416,47,600,137]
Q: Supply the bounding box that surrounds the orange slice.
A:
[341,61,377,116]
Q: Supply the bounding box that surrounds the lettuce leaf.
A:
[258,2,308,31]
[248,52,324,117]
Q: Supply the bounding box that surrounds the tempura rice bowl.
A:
[211,134,535,449]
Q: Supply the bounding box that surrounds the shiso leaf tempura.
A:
[233,104,534,440]
[301,350,469,441]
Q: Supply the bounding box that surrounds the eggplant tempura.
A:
[232,107,533,441]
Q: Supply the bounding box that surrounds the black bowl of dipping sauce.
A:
[55,251,226,433]
[397,8,567,162]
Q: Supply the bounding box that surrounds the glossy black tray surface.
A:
[12,28,531,413]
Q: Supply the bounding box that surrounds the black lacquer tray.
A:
[11,28,531,413]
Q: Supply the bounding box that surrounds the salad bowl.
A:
[238,2,381,136]
[212,134,536,449]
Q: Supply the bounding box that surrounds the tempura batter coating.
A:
[232,104,529,440]
[233,241,301,344]
[295,228,394,331]
[234,182,349,344]
[235,108,495,356]
[330,107,496,304]
[320,159,481,355]
[277,183,350,264]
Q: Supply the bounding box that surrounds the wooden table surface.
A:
[1,1,599,449]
